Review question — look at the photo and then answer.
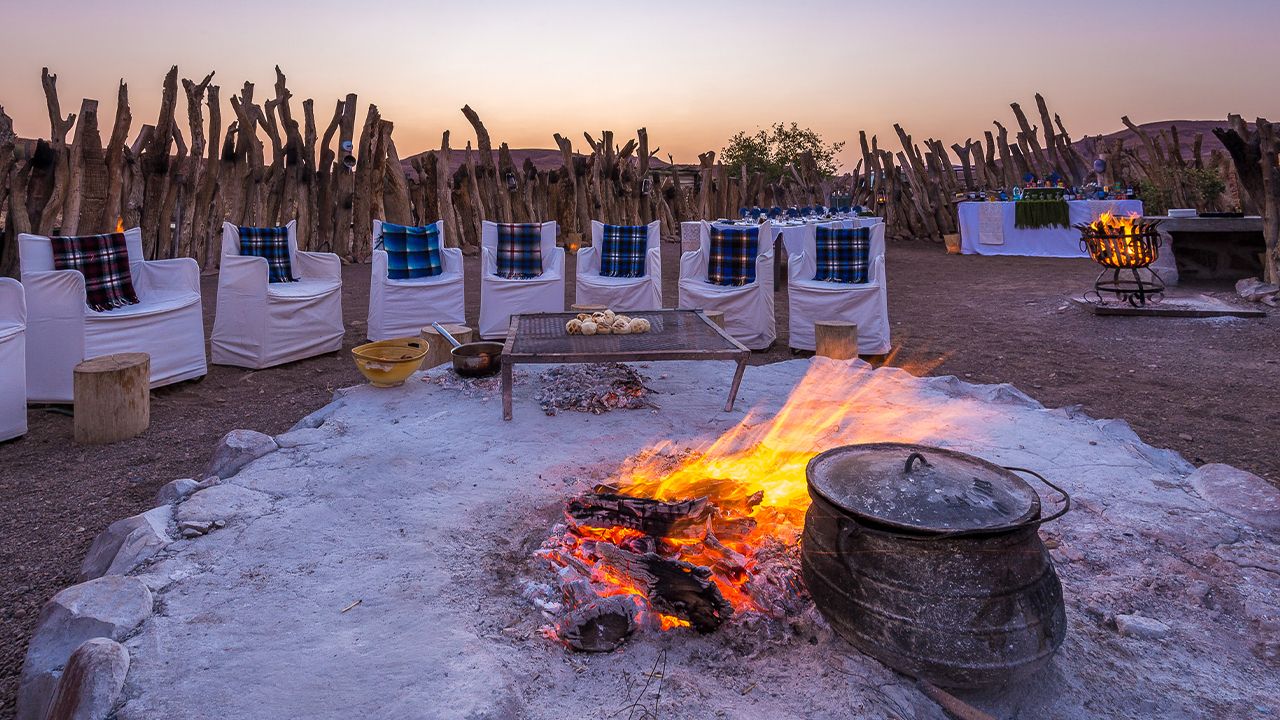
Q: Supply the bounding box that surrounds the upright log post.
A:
[36,68,77,236]
[140,66,178,257]
[332,93,358,257]
[436,131,463,250]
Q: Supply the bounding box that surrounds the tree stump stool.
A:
[815,321,859,360]
[704,310,726,329]
[419,324,474,370]
[74,353,150,444]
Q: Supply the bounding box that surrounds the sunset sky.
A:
[2,0,1278,169]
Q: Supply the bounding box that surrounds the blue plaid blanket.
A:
[51,232,140,312]
[238,226,296,283]
[599,224,648,278]
[814,225,870,284]
[380,222,443,280]
[707,225,759,286]
[496,223,543,279]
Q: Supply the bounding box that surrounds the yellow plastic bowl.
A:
[351,337,429,388]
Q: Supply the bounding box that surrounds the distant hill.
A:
[1075,119,1233,161]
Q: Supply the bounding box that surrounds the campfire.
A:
[1076,212,1165,306]
[532,359,957,652]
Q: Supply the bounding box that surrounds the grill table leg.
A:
[502,362,514,420]
[725,359,748,412]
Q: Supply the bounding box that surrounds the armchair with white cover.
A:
[211,220,344,368]
[18,227,207,403]
[478,221,564,338]
[575,220,662,311]
[677,220,775,350]
[367,220,465,340]
[786,220,890,355]
[0,278,27,441]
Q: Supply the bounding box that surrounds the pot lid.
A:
[806,443,1041,534]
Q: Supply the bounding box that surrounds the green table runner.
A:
[1014,199,1070,229]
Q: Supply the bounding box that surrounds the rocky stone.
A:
[153,478,200,506]
[1115,614,1171,640]
[17,577,152,720]
[204,430,279,480]
[41,638,129,720]
[1189,463,1280,534]
[273,427,328,448]
[1236,277,1280,302]
[177,520,215,538]
[78,507,173,582]
[290,400,344,431]
[176,484,272,528]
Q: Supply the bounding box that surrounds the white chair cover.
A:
[0,278,27,441]
[211,220,344,368]
[677,221,775,350]
[575,220,662,311]
[18,227,207,402]
[478,221,564,338]
[367,220,465,340]
[787,220,890,354]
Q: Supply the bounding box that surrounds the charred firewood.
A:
[708,515,757,541]
[595,542,733,633]
[567,492,711,539]
[703,530,749,578]
[557,594,642,652]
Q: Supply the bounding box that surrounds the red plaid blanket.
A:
[50,232,141,312]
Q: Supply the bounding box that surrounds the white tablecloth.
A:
[958,200,1144,257]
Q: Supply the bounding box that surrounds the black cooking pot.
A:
[801,442,1069,689]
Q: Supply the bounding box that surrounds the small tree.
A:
[722,123,844,181]
[1137,166,1226,215]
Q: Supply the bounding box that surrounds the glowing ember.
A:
[537,357,961,646]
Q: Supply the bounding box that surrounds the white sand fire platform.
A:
[30,359,1280,719]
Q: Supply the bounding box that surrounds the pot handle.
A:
[835,517,862,574]
[1002,466,1071,527]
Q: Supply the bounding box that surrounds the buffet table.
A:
[958,200,1144,257]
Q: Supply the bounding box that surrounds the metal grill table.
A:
[500,310,751,420]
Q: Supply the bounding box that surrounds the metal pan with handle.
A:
[431,322,504,378]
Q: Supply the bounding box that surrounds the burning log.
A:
[595,542,733,633]
[566,492,710,539]
[556,594,643,653]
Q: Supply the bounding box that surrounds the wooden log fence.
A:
[0,70,1254,277]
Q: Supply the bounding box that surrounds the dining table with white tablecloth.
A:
[957,200,1144,258]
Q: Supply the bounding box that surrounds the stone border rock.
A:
[16,428,286,720]
[16,577,152,720]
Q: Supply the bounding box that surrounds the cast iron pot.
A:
[801,442,1069,689]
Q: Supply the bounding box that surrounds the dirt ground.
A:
[1,239,1276,717]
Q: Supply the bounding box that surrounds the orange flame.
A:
[115,217,125,233]
[1088,211,1142,235]
[545,356,971,629]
